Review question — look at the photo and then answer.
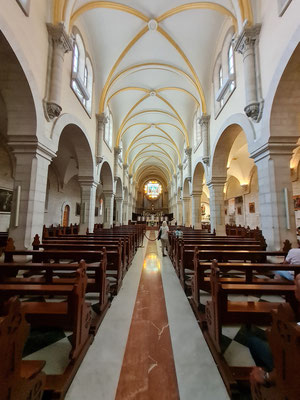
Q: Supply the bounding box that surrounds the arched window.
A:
[219,66,224,106]
[71,33,93,114]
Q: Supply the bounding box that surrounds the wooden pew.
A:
[191,260,300,311]
[251,303,300,400]
[0,261,93,399]
[0,296,46,400]
[205,260,296,353]
[179,244,286,291]
[0,259,109,334]
[4,238,122,295]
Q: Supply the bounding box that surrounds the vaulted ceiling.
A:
[53,1,253,185]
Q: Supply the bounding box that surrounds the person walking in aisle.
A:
[159,221,169,257]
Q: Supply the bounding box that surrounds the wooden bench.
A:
[0,296,46,400]
[251,302,300,399]
[191,260,299,310]
[5,238,122,295]
[205,260,296,353]
[179,245,287,291]
[0,259,109,334]
[0,261,93,399]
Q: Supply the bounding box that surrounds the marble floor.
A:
[19,232,285,399]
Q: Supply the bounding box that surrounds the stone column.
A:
[96,113,108,164]
[200,115,210,164]
[183,197,191,227]
[234,24,263,122]
[115,197,123,226]
[192,192,202,229]
[207,177,227,235]
[45,23,72,120]
[251,141,297,250]
[128,196,133,222]
[185,148,192,180]
[103,191,114,228]
[123,200,128,225]
[8,140,56,249]
[178,164,183,190]
[114,147,122,175]
[78,179,97,234]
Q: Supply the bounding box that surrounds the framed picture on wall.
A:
[293,195,300,210]
[249,202,255,213]
[237,206,242,215]
[0,188,13,213]
[75,202,81,216]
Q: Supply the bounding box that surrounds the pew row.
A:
[0,261,93,400]
[0,296,46,400]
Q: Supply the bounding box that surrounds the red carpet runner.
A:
[115,231,179,399]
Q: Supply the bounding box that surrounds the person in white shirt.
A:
[159,221,169,257]
[276,247,300,281]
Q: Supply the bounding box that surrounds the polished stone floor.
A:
[18,232,285,398]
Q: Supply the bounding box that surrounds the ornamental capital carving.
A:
[244,100,264,122]
[185,147,192,156]
[199,115,210,128]
[114,146,122,156]
[44,101,62,120]
[178,164,183,171]
[96,112,109,127]
[234,24,261,55]
[46,22,73,53]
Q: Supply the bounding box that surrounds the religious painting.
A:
[75,202,81,216]
[293,195,300,210]
[0,188,13,213]
[237,206,242,215]
[249,202,255,213]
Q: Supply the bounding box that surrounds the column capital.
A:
[96,112,109,126]
[199,114,210,127]
[206,177,227,188]
[178,164,183,171]
[103,190,114,197]
[234,23,261,55]
[185,147,192,156]
[77,177,98,188]
[250,138,297,163]
[192,191,202,197]
[8,138,56,162]
[46,22,73,53]
[123,163,128,171]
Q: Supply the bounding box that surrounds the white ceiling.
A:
[65,0,242,184]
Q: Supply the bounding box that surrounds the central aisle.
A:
[66,231,229,399]
[115,231,179,399]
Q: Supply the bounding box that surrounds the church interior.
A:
[0,1,300,399]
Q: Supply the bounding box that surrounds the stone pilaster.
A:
[8,140,56,248]
[114,146,122,175]
[78,178,97,234]
[123,200,128,225]
[96,113,108,164]
[192,192,202,229]
[185,147,192,180]
[177,199,182,225]
[115,197,123,226]
[183,197,192,227]
[207,177,227,235]
[103,191,114,228]
[200,115,210,164]
[251,140,297,250]
[178,164,183,189]
[128,196,133,222]
[45,23,72,120]
[234,24,263,122]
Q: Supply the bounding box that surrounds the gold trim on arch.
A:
[132,156,172,179]
[121,110,184,135]
[107,87,150,105]
[103,63,199,108]
[125,133,181,164]
[157,87,200,106]
[238,0,253,26]
[70,1,149,28]
[130,144,176,171]
[53,0,66,24]
[157,2,237,31]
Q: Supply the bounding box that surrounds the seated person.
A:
[249,274,300,387]
[275,245,300,281]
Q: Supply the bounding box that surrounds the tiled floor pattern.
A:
[115,231,179,399]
